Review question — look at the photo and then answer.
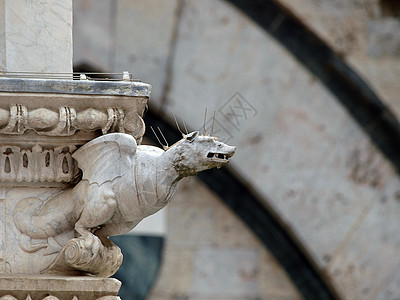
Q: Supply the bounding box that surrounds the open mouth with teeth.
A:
[206,152,233,162]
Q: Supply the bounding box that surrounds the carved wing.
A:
[72,133,137,185]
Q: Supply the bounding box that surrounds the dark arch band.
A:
[225,0,400,175]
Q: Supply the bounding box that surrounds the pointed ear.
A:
[186,131,199,142]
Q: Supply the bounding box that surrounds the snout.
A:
[220,143,236,159]
[206,143,236,165]
[227,145,236,157]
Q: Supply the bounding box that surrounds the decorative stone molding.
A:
[0,105,144,139]
[0,145,78,183]
[0,77,150,144]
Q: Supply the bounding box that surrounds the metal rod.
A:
[0,71,141,82]
[1,71,125,75]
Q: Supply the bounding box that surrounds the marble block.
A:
[0,0,72,73]
[0,274,121,300]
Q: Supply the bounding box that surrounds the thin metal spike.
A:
[173,113,184,136]
[157,127,169,148]
[212,110,216,135]
[203,108,208,136]
[150,126,166,149]
[182,117,188,134]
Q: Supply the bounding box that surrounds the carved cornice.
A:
[0,77,151,97]
[0,105,145,139]
[0,77,150,145]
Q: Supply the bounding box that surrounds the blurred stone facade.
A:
[279,0,400,118]
[74,1,400,299]
[148,177,301,300]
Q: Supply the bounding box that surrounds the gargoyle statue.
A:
[13,131,235,277]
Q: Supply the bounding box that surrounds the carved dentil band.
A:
[0,145,78,183]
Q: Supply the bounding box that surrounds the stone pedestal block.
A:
[0,275,121,300]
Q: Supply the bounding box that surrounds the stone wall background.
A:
[148,177,301,300]
[73,1,400,299]
[278,0,400,118]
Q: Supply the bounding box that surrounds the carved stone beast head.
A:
[170,131,236,177]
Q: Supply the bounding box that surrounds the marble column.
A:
[0,1,134,299]
[0,0,72,73]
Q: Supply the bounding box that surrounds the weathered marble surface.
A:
[0,0,72,73]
